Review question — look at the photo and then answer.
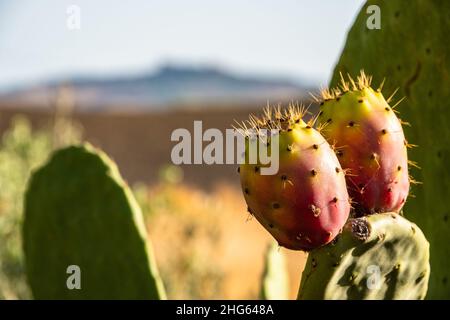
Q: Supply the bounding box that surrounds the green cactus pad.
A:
[23,143,166,299]
[260,242,289,300]
[330,0,449,298]
[298,213,430,300]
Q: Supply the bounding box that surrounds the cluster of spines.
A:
[233,103,312,137]
[310,71,374,102]
[311,71,403,111]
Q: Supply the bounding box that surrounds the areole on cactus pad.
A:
[237,105,350,251]
[316,72,415,216]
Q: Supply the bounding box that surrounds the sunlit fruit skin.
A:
[318,81,409,216]
[239,116,350,251]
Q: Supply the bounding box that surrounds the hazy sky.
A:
[0,0,365,90]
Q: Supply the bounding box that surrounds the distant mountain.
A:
[0,65,312,111]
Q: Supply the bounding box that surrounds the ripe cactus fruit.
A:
[238,106,350,251]
[298,213,430,300]
[23,143,166,299]
[317,72,410,215]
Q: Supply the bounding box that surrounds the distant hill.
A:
[0,65,312,111]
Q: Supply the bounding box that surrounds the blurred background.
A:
[0,0,364,299]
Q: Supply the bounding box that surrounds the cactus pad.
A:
[260,242,289,300]
[331,0,449,299]
[23,143,166,299]
[298,213,430,300]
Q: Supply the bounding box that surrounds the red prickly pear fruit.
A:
[237,105,350,251]
[317,71,411,216]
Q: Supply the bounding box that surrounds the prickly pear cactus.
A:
[23,143,166,299]
[238,106,350,251]
[331,0,450,299]
[260,242,289,300]
[298,213,430,300]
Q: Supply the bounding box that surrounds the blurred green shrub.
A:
[0,115,81,299]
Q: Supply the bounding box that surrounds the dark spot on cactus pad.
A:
[336,97,341,101]
[381,129,387,135]
[336,150,343,157]
[310,169,317,176]
[335,167,341,173]
[397,165,402,171]
[244,187,250,195]
[326,118,332,123]
[428,90,433,97]
[312,144,319,150]
[348,121,355,127]
[254,166,260,173]
[281,174,287,181]
[312,258,317,268]
[287,145,292,152]
[405,61,422,98]
[411,226,416,234]
[318,111,323,117]
[394,263,401,271]
[305,125,311,129]
[332,197,338,203]
[443,214,448,222]
[272,202,280,209]
[320,102,324,106]
[437,150,442,158]
[426,47,431,55]
[247,206,253,214]
[237,167,240,173]
[349,218,370,241]
[269,223,274,228]
[385,107,391,111]
[397,65,402,71]
[358,99,363,103]
[415,272,426,284]
[295,118,300,123]
[394,11,400,18]
[443,277,448,285]
[332,261,340,267]
[287,128,293,132]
